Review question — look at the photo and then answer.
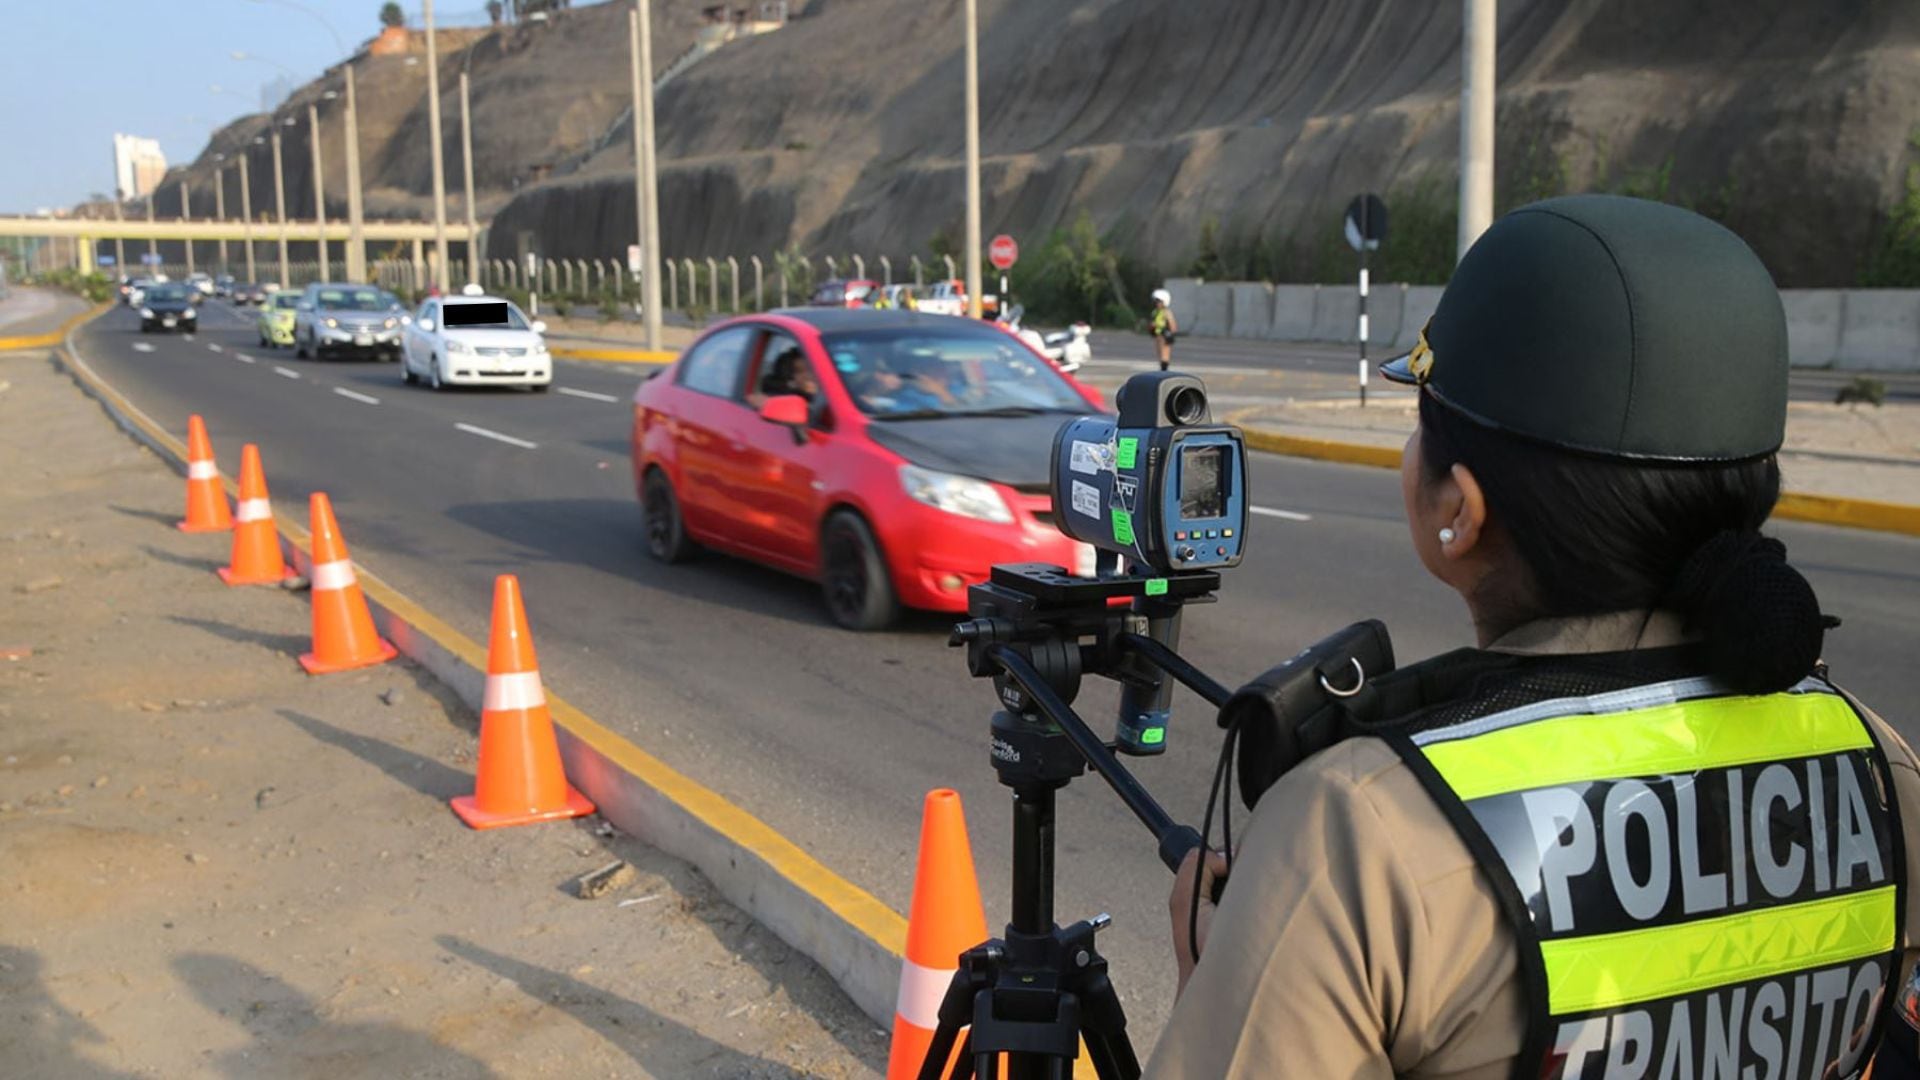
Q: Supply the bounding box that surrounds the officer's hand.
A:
[1169,846,1231,996]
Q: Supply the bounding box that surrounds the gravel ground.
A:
[0,345,886,1079]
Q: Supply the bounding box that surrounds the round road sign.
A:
[989,234,1019,270]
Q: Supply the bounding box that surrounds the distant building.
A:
[111,134,167,200]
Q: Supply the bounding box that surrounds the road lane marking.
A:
[131,341,155,353]
[207,342,224,353]
[273,366,300,380]
[1250,505,1313,522]
[557,386,620,403]
[455,422,538,450]
[235,352,256,363]
[333,387,381,406]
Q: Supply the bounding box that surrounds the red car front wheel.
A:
[821,510,900,631]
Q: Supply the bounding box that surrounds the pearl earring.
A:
[1439,528,1457,545]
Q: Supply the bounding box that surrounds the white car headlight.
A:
[446,338,473,354]
[383,317,397,329]
[140,307,154,319]
[182,307,197,317]
[899,465,1012,524]
[532,342,549,355]
[324,317,339,328]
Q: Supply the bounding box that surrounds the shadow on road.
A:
[110,504,181,527]
[172,952,497,1079]
[277,709,472,800]
[442,497,832,629]
[0,945,138,1079]
[435,935,815,1079]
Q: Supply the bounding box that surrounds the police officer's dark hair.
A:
[1418,394,1826,692]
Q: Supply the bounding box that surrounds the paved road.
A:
[70,300,1920,1049]
[1082,330,1920,404]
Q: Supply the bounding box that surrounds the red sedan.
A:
[631,309,1103,629]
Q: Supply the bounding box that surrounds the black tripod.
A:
[919,564,1235,1080]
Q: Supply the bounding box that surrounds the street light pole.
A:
[271,129,289,288]
[344,65,366,282]
[239,151,257,283]
[1458,0,1495,260]
[181,181,195,275]
[962,0,982,319]
[146,193,157,269]
[424,0,451,292]
[309,103,329,281]
[459,71,477,287]
[214,163,229,275]
[634,0,662,351]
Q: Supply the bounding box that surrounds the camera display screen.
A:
[1179,445,1225,520]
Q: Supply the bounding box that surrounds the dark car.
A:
[631,309,1104,629]
[214,274,236,298]
[233,282,271,306]
[139,283,199,333]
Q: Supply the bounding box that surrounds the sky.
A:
[0,1,498,214]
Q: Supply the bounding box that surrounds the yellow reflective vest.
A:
[1395,672,1904,1079]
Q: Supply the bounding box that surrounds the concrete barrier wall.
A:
[1228,283,1273,339]
[1169,280,1920,371]
[1271,285,1318,339]
[1190,282,1233,337]
[1836,290,1920,371]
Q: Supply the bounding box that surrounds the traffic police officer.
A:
[1149,195,1920,1078]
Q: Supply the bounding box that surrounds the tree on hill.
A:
[379,2,405,28]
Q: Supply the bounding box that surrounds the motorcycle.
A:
[1001,305,1093,374]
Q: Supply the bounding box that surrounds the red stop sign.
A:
[989,234,1019,270]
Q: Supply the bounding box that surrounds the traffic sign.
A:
[97,254,117,267]
[1343,194,1388,253]
[141,253,163,265]
[989,234,1019,270]
[627,244,642,275]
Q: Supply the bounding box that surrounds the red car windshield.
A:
[822,325,1094,419]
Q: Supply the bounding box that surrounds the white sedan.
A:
[400,289,553,391]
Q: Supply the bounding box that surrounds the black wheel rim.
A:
[824,525,867,623]
[644,482,673,557]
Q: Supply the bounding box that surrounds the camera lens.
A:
[1167,386,1207,426]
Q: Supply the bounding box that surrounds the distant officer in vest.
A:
[1151,288,1178,371]
[1150,194,1920,1079]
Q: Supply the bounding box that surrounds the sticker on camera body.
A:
[1111,508,1135,546]
[1069,440,1110,476]
[1110,476,1138,513]
[1070,479,1101,519]
[1116,437,1139,471]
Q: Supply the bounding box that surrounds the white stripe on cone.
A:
[894,956,953,1031]
[310,559,356,592]
[483,670,547,713]
[236,498,272,523]
[188,460,219,480]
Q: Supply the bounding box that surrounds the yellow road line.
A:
[55,305,909,956]
[549,344,676,364]
[0,301,113,351]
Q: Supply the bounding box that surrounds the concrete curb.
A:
[53,313,910,1028]
[1236,421,1920,540]
[0,301,113,351]
[550,344,675,365]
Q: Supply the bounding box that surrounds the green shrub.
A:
[1862,130,1920,287]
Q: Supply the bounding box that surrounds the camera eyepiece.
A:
[1167,385,1207,426]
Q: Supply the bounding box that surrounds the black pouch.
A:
[1220,620,1395,808]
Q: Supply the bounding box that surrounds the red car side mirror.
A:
[759,394,809,427]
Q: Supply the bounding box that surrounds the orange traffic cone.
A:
[299,492,398,674]
[216,444,293,586]
[886,789,990,1080]
[451,575,594,830]
[176,415,232,533]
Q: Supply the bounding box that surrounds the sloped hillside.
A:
[494,0,1920,286]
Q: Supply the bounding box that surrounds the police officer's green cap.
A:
[1381,194,1787,462]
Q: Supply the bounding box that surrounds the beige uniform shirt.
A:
[1146,612,1920,1078]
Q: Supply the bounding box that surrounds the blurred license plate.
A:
[354,334,372,346]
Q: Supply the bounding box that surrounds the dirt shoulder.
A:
[0,345,885,1078]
